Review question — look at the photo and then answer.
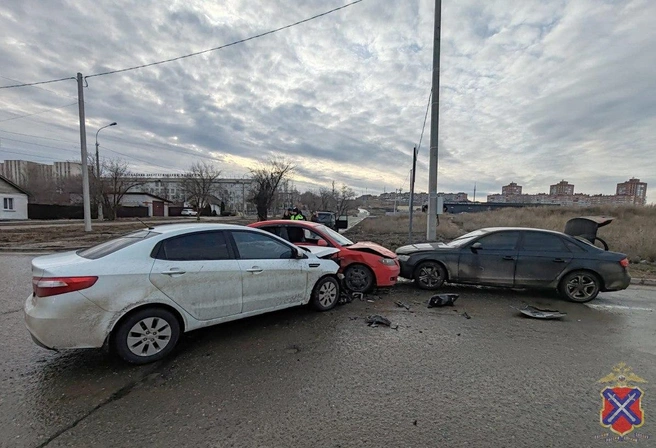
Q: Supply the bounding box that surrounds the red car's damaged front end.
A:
[248,220,399,292]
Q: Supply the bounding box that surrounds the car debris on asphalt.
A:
[365,315,392,327]
[427,294,459,308]
[461,311,471,319]
[512,305,567,319]
[395,301,411,310]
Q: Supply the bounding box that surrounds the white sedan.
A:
[25,224,341,364]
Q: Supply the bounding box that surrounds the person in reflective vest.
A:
[290,207,306,220]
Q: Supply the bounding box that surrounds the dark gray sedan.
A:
[396,227,631,302]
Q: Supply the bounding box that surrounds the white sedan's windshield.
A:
[319,225,354,246]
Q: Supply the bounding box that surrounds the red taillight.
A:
[620,258,629,268]
[32,276,98,298]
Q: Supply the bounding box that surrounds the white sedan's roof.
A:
[149,223,251,234]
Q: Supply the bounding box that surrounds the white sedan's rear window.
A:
[78,230,160,259]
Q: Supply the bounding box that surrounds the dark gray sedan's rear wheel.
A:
[559,271,601,303]
[414,261,446,290]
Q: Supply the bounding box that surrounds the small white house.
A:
[0,175,29,220]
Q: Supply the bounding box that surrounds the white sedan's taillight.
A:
[32,276,98,298]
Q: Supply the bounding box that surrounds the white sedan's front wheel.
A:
[310,276,340,311]
[113,308,180,364]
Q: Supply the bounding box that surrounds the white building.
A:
[128,174,256,212]
[0,174,29,220]
[0,160,52,185]
[53,161,82,181]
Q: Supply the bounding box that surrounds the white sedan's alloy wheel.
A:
[317,280,338,307]
[127,317,173,357]
[310,276,340,311]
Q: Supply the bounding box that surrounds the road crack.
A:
[35,355,179,448]
[1,308,22,316]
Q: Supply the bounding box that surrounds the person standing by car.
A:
[282,208,292,219]
[310,211,319,222]
[291,207,306,220]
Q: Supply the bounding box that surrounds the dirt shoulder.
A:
[0,217,252,251]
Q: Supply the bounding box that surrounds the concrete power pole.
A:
[427,0,442,240]
[408,147,418,243]
[77,73,92,232]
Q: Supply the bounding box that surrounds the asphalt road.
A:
[1,253,655,447]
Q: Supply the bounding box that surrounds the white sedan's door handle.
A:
[162,269,186,276]
[246,267,263,273]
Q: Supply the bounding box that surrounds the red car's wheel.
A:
[343,264,374,293]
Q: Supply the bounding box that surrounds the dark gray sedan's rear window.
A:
[77,230,160,259]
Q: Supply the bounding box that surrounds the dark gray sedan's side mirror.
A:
[470,242,482,253]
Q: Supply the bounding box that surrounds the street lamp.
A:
[95,122,117,220]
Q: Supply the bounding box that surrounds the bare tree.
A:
[249,158,294,221]
[300,190,322,212]
[101,158,145,220]
[335,184,356,217]
[182,161,222,221]
[319,187,336,211]
[55,175,83,204]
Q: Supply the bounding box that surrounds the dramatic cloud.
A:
[0,0,654,201]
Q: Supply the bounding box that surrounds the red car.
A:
[248,220,399,292]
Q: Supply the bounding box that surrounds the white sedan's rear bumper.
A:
[24,292,115,350]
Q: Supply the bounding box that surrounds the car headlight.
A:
[379,257,397,266]
[397,254,410,262]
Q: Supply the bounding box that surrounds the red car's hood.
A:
[348,242,396,258]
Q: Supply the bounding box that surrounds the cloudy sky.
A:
[0,0,654,202]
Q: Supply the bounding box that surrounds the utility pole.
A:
[473,182,477,202]
[77,73,92,232]
[408,146,418,243]
[427,0,442,240]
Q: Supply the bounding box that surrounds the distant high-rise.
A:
[502,182,522,196]
[488,178,649,206]
[616,178,647,205]
[550,180,575,196]
[0,160,52,186]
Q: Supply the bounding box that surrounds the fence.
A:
[28,204,98,220]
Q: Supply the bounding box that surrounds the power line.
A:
[416,89,432,156]
[0,75,80,100]
[0,127,224,171]
[102,134,216,161]
[0,147,71,162]
[0,136,79,154]
[86,0,363,79]
[0,1,363,88]
[0,76,76,90]
[0,102,77,123]
[99,144,186,172]
[0,129,78,144]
